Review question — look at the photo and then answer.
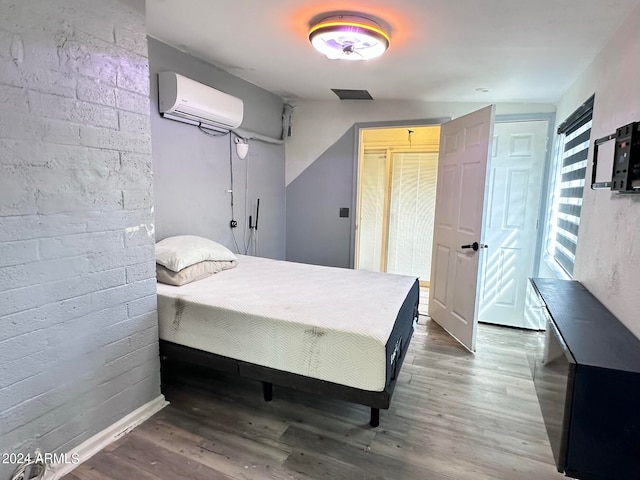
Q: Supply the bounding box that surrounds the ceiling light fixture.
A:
[309,15,390,61]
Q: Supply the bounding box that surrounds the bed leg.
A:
[262,381,273,402]
[370,408,380,427]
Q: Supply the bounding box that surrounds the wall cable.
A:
[243,147,250,254]
[228,133,240,253]
[254,229,258,256]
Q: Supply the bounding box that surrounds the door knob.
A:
[461,242,488,252]
[461,242,479,251]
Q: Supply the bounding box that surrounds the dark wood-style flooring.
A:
[64,317,563,480]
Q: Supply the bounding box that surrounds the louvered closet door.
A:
[386,152,438,282]
[357,150,387,272]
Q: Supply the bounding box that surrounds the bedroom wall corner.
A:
[286,127,355,268]
[0,1,160,478]
[147,38,286,260]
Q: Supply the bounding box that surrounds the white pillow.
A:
[155,235,237,272]
[156,260,237,286]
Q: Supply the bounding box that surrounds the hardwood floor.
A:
[64,317,563,480]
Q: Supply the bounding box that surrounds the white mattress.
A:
[157,255,417,391]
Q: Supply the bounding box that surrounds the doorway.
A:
[355,125,441,287]
[351,113,553,351]
[478,118,551,329]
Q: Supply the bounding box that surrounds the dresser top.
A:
[532,278,640,373]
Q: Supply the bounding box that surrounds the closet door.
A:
[386,152,438,283]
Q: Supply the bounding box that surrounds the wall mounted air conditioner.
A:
[158,72,243,132]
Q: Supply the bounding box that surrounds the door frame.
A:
[350,118,450,269]
[349,112,556,315]
[493,112,556,277]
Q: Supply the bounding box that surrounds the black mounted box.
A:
[611,121,640,192]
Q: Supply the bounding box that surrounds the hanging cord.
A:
[243,199,257,256]
[253,229,256,255]
[232,132,254,255]
[242,148,250,254]
[254,228,258,256]
[228,134,240,253]
[254,198,260,256]
[200,125,237,251]
[244,228,254,255]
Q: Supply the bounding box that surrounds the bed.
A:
[156,253,419,427]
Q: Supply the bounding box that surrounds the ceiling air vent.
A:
[331,89,374,100]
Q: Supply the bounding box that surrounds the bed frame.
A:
[159,280,419,427]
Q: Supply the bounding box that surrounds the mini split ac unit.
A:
[158,72,244,132]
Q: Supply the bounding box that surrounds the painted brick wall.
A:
[0,0,160,476]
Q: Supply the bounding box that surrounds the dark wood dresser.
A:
[529,278,640,480]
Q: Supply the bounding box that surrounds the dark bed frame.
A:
[159,279,420,427]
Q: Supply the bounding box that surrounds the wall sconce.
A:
[235,137,249,159]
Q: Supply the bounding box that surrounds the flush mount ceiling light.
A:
[308,15,390,61]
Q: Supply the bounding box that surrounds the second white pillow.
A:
[155,235,237,272]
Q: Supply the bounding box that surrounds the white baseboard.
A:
[44,395,168,480]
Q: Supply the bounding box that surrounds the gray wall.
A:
[286,127,355,267]
[557,4,640,339]
[0,0,160,475]
[148,38,286,259]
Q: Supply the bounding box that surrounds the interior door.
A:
[478,120,548,328]
[428,106,494,352]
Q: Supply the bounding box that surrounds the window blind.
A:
[386,152,438,281]
[357,150,387,272]
[554,97,594,276]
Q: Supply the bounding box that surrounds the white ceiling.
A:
[146,0,639,103]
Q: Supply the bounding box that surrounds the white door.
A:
[478,120,548,328]
[428,106,494,352]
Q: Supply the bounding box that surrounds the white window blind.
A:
[357,150,387,272]
[386,152,438,281]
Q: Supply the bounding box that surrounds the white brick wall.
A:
[0,0,159,476]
